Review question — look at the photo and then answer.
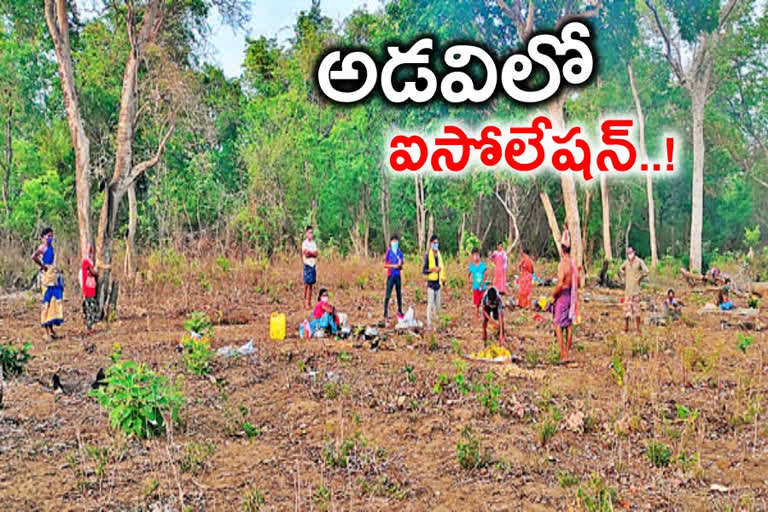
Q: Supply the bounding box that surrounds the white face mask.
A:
[627,251,634,260]
[321,296,329,303]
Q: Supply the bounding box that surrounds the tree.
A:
[43,0,247,310]
[643,0,741,272]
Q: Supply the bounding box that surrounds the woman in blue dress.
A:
[32,227,64,339]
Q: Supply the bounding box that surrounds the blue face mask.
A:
[725,285,731,291]
[391,241,398,251]
[432,242,439,251]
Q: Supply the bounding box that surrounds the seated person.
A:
[716,279,735,311]
[663,289,683,318]
[310,288,339,334]
[482,286,504,344]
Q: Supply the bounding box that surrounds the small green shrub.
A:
[577,473,619,512]
[433,373,448,394]
[646,441,672,467]
[0,341,32,376]
[610,355,625,387]
[184,311,213,337]
[557,470,580,487]
[475,370,501,415]
[737,334,754,354]
[456,425,491,470]
[90,359,184,439]
[215,256,230,273]
[242,488,266,511]
[180,336,213,375]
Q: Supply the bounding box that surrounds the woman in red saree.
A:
[518,248,534,308]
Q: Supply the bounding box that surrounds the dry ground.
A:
[0,252,766,511]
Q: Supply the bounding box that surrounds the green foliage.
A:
[745,225,761,249]
[184,311,213,337]
[180,336,214,375]
[242,488,266,511]
[676,404,699,421]
[737,334,754,354]
[90,359,184,439]
[0,341,32,376]
[646,441,672,468]
[610,355,625,387]
[456,425,491,470]
[215,256,231,273]
[475,370,500,415]
[557,470,580,488]
[403,364,416,383]
[577,473,619,512]
[433,373,448,394]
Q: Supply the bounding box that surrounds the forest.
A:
[2,0,768,510]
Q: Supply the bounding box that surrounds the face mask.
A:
[432,243,439,251]
[725,286,731,291]
[627,252,634,260]
[46,235,53,245]
[321,296,329,302]
[391,241,398,250]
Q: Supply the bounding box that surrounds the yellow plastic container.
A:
[270,312,286,341]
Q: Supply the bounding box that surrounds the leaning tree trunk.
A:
[380,165,390,246]
[44,0,92,258]
[414,175,426,252]
[628,63,658,268]
[539,191,562,253]
[600,171,612,261]
[548,93,583,267]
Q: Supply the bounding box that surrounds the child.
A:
[663,289,683,319]
[717,279,735,311]
[302,225,318,309]
[490,242,508,295]
[81,244,100,334]
[310,288,339,335]
[467,247,487,321]
[383,234,405,323]
[422,234,444,329]
[482,286,504,344]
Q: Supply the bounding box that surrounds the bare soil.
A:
[0,253,766,511]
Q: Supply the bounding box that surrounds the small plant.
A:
[451,338,462,355]
[180,335,213,375]
[184,311,213,337]
[525,350,539,367]
[676,404,699,421]
[535,406,562,446]
[90,358,184,439]
[557,470,580,488]
[403,364,416,383]
[313,485,331,511]
[0,341,32,376]
[577,473,619,512]
[610,355,625,387]
[676,451,700,472]
[433,373,448,394]
[439,313,452,330]
[631,342,649,357]
[242,488,266,511]
[215,256,230,273]
[413,288,423,304]
[475,370,501,414]
[737,334,754,354]
[748,298,759,309]
[546,343,561,365]
[180,441,215,474]
[456,425,491,470]
[242,421,260,438]
[356,275,367,289]
[453,359,471,395]
[338,350,351,363]
[428,335,438,351]
[646,441,672,468]
[447,276,464,290]
[324,381,349,400]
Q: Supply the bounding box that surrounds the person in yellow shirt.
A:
[422,234,445,329]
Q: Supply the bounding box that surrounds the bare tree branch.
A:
[125,115,175,189]
[644,0,685,85]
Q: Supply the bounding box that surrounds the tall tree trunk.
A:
[539,191,562,252]
[548,94,583,267]
[628,63,658,268]
[380,166,390,246]
[2,104,11,220]
[44,0,92,258]
[600,172,612,261]
[125,182,138,277]
[415,175,426,253]
[689,87,706,273]
[581,186,592,270]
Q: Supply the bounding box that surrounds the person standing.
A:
[81,244,100,334]
[619,246,649,333]
[32,227,64,340]
[383,234,405,323]
[490,242,508,295]
[422,234,445,329]
[301,225,318,309]
[552,242,574,361]
[467,248,487,321]
[517,247,534,308]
